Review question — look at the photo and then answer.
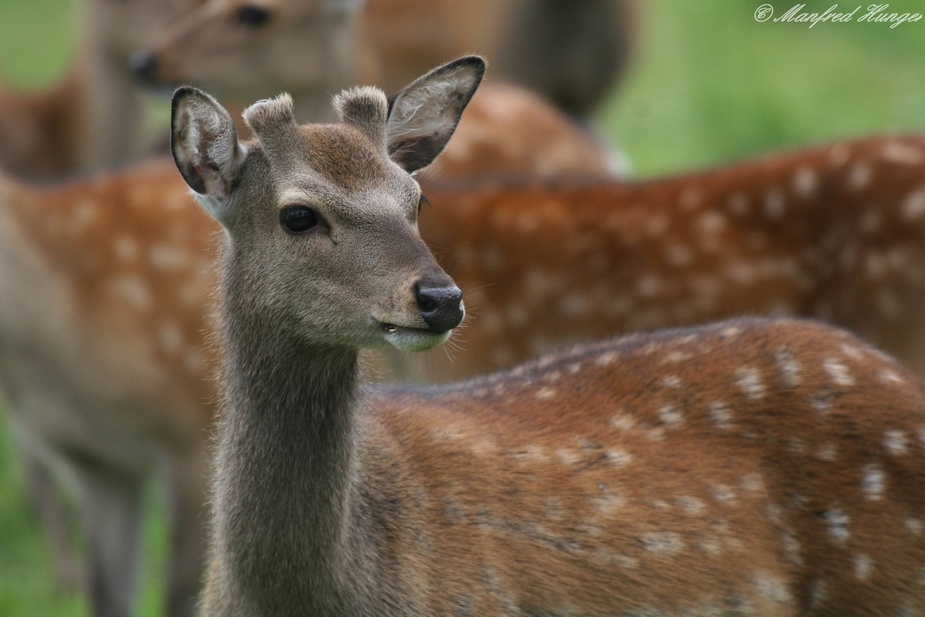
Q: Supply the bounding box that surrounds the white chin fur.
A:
[383,327,451,352]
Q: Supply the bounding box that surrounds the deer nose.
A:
[129,50,158,82]
[415,282,464,332]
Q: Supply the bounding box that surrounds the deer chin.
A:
[377,320,452,352]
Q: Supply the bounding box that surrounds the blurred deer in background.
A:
[176,59,925,616]
[0,0,625,181]
[4,92,925,613]
[0,0,207,179]
[132,0,637,121]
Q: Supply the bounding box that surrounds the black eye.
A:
[237,4,271,27]
[280,205,319,234]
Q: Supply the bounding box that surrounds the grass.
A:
[1,0,925,614]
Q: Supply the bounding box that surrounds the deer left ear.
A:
[171,86,247,222]
[385,56,485,173]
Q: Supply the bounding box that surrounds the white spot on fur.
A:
[712,484,736,504]
[639,532,683,554]
[556,449,580,466]
[596,351,618,366]
[793,166,818,197]
[884,430,909,455]
[149,244,190,270]
[708,401,733,430]
[594,493,627,516]
[861,463,886,500]
[882,140,924,165]
[901,187,925,220]
[661,375,682,389]
[677,496,705,514]
[605,448,633,468]
[658,403,684,427]
[847,162,872,190]
[696,211,727,234]
[824,507,850,544]
[774,349,802,387]
[111,276,152,311]
[754,572,792,602]
[817,443,838,461]
[535,387,556,401]
[735,367,766,399]
[823,358,854,386]
[906,517,924,536]
[854,554,873,581]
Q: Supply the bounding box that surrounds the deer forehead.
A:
[243,125,420,219]
[240,87,419,203]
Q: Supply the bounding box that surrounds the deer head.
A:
[171,56,483,351]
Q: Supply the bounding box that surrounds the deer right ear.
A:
[171,87,246,221]
[385,56,485,172]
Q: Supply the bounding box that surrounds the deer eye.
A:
[236,4,271,27]
[280,205,319,234]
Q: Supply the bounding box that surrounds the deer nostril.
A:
[415,283,464,332]
[129,50,159,82]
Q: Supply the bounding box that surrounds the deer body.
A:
[172,58,925,616]
[0,162,216,616]
[405,133,925,381]
[208,316,925,616]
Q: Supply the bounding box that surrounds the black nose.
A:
[415,283,464,332]
[129,50,158,82]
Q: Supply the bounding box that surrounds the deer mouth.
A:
[378,321,452,352]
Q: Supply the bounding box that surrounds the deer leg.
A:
[163,452,209,617]
[73,462,144,617]
[21,453,84,592]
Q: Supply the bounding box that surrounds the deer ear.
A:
[385,56,485,172]
[171,86,247,221]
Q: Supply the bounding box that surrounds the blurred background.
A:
[1,0,924,614]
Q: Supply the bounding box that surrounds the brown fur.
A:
[174,68,925,615]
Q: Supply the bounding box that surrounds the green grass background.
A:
[1,0,924,615]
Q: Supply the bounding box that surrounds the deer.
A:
[131,0,636,121]
[0,1,619,181]
[0,0,207,179]
[171,56,925,615]
[7,85,925,616]
[0,56,615,617]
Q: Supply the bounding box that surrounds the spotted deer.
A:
[0,50,613,617]
[7,97,925,616]
[170,56,925,615]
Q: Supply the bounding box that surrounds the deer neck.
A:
[213,270,369,613]
[71,46,145,170]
